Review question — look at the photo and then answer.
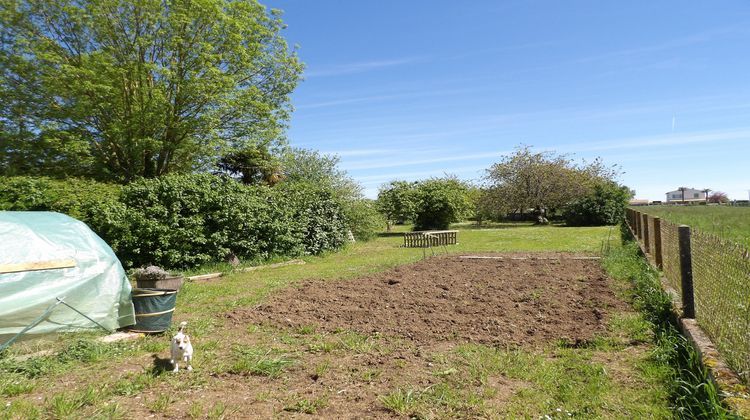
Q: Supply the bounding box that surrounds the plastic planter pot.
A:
[128,288,178,333]
[135,275,183,291]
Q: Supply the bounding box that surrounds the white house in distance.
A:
[665,187,708,203]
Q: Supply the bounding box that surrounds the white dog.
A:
[170,321,193,372]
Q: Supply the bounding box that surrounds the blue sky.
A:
[267,0,750,200]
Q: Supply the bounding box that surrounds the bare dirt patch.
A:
[12,254,642,419]
[232,253,626,346]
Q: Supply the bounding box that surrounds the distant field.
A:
[636,205,750,248]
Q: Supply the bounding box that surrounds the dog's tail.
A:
[178,321,187,333]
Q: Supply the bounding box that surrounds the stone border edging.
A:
[185,259,306,282]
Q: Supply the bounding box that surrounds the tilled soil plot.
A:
[234,254,625,346]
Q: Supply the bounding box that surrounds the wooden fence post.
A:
[638,211,644,240]
[642,213,650,253]
[635,210,641,239]
[653,217,663,269]
[678,225,696,319]
[628,209,633,231]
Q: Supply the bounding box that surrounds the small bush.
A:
[377,180,418,227]
[343,199,386,241]
[413,178,472,231]
[563,181,631,226]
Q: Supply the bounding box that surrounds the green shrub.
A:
[563,181,631,226]
[0,174,349,269]
[413,178,472,231]
[114,174,273,268]
[278,182,348,254]
[377,181,418,227]
[343,199,386,241]
[113,175,346,268]
[0,176,121,220]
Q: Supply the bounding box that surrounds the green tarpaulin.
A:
[0,212,135,337]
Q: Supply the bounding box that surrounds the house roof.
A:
[665,187,706,195]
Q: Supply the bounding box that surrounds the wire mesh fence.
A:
[627,208,750,384]
[691,230,750,383]
[660,218,682,295]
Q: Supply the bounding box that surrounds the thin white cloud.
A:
[320,148,395,158]
[296,87,476,110]
[355,165,485,184]
[296,94,400,110]
[444,41,558,61]
[341,150,510,171]
[574,24,748,65]
[296,94,750,146]
[303,40,557,79]
[304,56,425,78]
[565,127,750,153]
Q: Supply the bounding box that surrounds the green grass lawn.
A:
[636,205,750,248]
[0,223,681,419]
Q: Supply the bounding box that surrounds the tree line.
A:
[377,146,631,230]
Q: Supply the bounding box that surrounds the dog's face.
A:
[172,332,191,351]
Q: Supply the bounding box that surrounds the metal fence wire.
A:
[659,218,682,296]
[691,230,750,384]
[628,208,750,385]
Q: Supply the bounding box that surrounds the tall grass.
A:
[602,235,738,418]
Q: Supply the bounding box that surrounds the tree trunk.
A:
[535,207,549,225]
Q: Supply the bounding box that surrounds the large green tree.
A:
[280,148,362,201]
[483,146,619,224]
[216,144,281,186]
[0,0,302,181]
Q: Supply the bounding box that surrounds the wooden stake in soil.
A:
[642,213,650,254]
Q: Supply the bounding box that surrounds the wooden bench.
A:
[403,230,458,248]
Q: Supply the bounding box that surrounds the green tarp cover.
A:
[0,212,135,336]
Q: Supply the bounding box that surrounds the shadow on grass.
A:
[150,354,173,374]
[377,231,406,238]
[378,220,609,234]
[453,222,545,230]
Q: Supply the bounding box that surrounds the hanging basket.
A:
[128,288,178,333]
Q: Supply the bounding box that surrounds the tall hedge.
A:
[0,175,349,269]
[0,176,121,219]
